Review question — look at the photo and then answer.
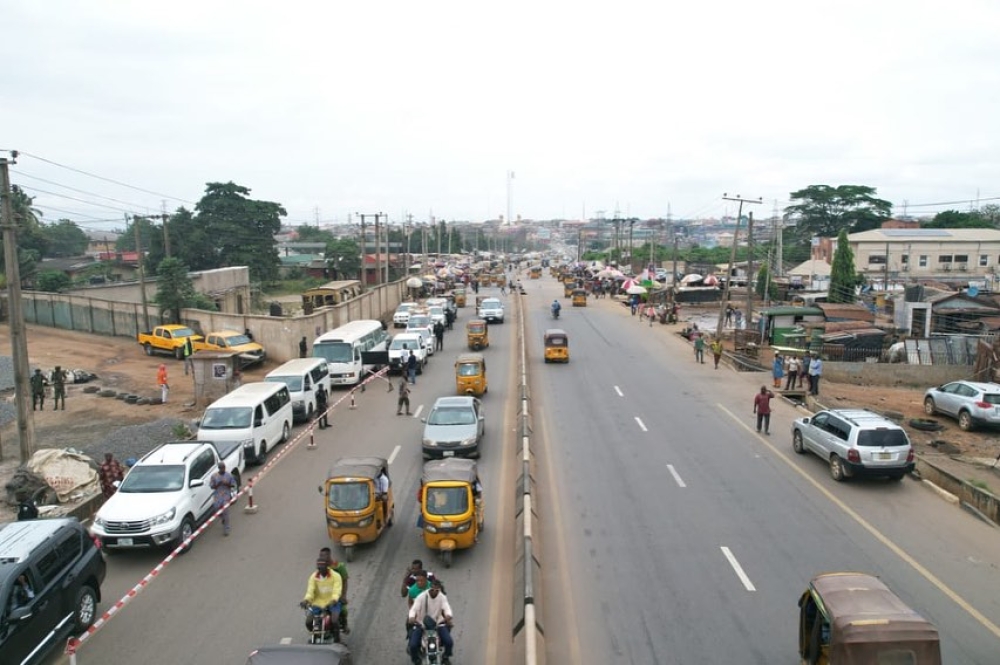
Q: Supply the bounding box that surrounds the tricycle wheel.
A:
[441,550,452,568]
[343,545,354,562]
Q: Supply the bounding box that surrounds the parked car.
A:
[923,380,1000,431]
[388,333,428,374]
[198,330,266,366]
[0,518,107,665]
[406,313,435,356]
[421,396,485,459]
[791,409,914,481]
[393,302,418,328]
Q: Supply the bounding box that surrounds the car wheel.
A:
[958,411,974,431]
[177,516,195,554]
[923,397,936,416]
[282,422,291,442]
[143,343,153,356]
[829,456,847,482]
[174,346,184,360]
[73,585,99,631]
[792,430,805,454]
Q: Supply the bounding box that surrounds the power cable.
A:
[17,185,136,214]
[12,169,153,211]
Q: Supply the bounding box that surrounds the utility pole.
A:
[627,219,635,274]
[1,151,36,461]
[716,194,762,337]
[356,214,366,284]
[131,214,151,328]
[745,211,755,327]
[161,201,171,258]
[772,200,782,277]
[381,213,389,285]
[506,170,514,227]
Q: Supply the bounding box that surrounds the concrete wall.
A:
[823,361,971,388]
[64,266,251,314]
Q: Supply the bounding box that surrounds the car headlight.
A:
[239,438,254,448]
[423,439,437,447]
[94,515,107,528]
[455,520,472,533]
[461,437,477,447]
[424,523,438,533]
[358,516,374,527]
[327,518,340,528]
[151,507,177,526]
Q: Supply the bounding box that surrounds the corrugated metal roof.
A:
[758,306,824,316]
[817,302,875,322]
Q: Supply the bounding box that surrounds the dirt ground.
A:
[1,323,998,520]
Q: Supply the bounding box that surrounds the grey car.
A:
[791,409,914,482]
[421,396,485,459]
[923,380,1000,431]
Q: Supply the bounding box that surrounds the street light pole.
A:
[716,194,762,337]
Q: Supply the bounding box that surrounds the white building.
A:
[848,228,1000,287]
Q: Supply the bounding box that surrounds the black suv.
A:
[0,518,107,665]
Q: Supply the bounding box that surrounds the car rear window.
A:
[982,393,1000,405]
[857,429,909,448]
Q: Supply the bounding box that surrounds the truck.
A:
[91,439,245,554]
[137,324,204,360]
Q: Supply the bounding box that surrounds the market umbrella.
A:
[621,278,640,291]
[680,274,704,284]
[406,277,423,288]
[702,275,719,286]
[626,285,648,295]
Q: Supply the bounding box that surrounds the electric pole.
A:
[745,210,755,327]
[1,150,36,461]
[131,214,151,329]
[716,194,762,337]
[161,201,171,258]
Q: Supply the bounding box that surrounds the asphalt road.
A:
[525,276,1000,664]
[47,297,519,665]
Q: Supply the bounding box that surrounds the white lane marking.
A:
[721,546,756,591]
[666,464,686,488]
[388,445,401,465]
[635,417,647,432]
[412,404,424,419]
[279,637,292,645]
[614,385,624,397]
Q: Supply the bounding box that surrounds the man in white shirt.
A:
[407,579,454,664]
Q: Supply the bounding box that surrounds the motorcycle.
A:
[302,603,341,644]
[551,305,561,320]
[415,615,450,664]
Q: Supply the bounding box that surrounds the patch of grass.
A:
[967,479,991,492]
[261,277,326,298]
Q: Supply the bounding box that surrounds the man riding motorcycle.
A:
[300,558,344,638]
[551,299,561,319]
[407,579,454,664]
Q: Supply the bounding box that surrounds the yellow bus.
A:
[302,280,364,310]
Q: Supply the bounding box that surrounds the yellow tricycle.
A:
[322,457,394,562]
[544,328,569,363]
[466,319,489,351]
[455,353,487,396]
[420,458,484,568]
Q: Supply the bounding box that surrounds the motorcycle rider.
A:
[318,547,350,635]
[300,557,344,638]
[407,579,454,664]
[551,299,561,319]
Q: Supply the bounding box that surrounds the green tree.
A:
[295,225,335,244]
[35,270,71,292]
[828,229,860,303]
[154,257,199,323]
[324,238,361,280]
[163,207,215,272]
[785,185,892,239]
[755,264,777,300]
[979,204,1000,226]
[924,209,992,229]
[43,219,89,257]
[194,182,285,283]
[0,185,46,279]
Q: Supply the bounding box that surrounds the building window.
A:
[938,255,953,264]
[954,254,969,263]
[900,255,909,264]
[868,255,887,265]
[919,255,928,267]
[980,255,989,267]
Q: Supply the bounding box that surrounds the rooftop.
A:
[849,228,1000,242]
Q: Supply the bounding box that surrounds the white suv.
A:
[791,409,914,482]
[394,302,417,328]
[477,298,505,324]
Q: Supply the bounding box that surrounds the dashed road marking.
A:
[667,464,686,487]
[721,546,756,591]
[635,417,647,432]
[614,385,624,397]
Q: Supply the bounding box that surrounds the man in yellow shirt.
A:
[301,558,344,637]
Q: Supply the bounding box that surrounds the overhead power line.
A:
[12,169,154,211]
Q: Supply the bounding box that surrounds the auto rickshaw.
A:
[798,572,941,665]
[454,287,466,307]
[321,457,394,562]
[455,353,487,396]
[419,458,484,568]
[529,266,542,279]
[544,328,569,363]
[571,288,588,307]
[466,319,489,350]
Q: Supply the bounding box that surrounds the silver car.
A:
[923,380,1000,431]
[421,396,485,459]
[791,409,914,482]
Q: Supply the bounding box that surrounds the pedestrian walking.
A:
[771,353,784,389]
[30,368,46,411]
[315,387,330,429]
[406,352,418,385]
[693,334,706,364]
[753,386,774,435]
[734,308,743,330]
[645,304,656,326]
[630,294,639,316]
[157,364,169,403]
[299,336,308,358]
[809,354,823,396]
[433,321,445,352]
[98,452,125,498]
[183,336,195,375]
[210,462,236,536]
[785,355,800,390]
[724,305,734,327]
[802,353,812,392]
[397,380,411,416]
[499,282,506,296]
[710,338,723,369]
[52,366,67,410]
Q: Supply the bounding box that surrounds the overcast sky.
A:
[3,0,999,231]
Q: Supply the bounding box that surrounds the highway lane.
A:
[47,300,518,665]
[527,276,1000,664]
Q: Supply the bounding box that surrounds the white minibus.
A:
[197,382,293,465]
[313,319,389,386]
[265,358,331,423]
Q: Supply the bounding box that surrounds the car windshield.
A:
[856,429,909,447]
[119,465,186,492]
[221,334,252,346]
[482,300,500,307]
[396,304,412,313]
[457,363,480,377]
[390,338,419,350]
[429,307,444,316]
[174,327,197,337]
[328,481,371,511]
[200,407,253,429]
[428,406,476,426]
[409,316,431,328]
[265,375,302,391]
[426,486,469,516]
[313,342,353,364]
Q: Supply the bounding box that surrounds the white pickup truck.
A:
[388,333,428,374]
[91,439,244,554]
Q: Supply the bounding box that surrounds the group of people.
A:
[30,367,67,411]
[772,352,824,396]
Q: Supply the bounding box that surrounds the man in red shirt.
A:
[753,386,774,435]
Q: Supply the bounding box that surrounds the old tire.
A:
[73,586,99,631]
[174,347,184,360]
[792,430,805,454]
[909,418,943,432]
[958,411,974,431]
[829,455,847,482]
[83,385,100,394]
[99,389,116,398]
[144,343,153,356]
[923,397,937,416]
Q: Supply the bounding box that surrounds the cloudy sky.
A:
[3,0,999,231]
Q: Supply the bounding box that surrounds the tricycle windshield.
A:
[546,336,567,347]
[457,363,481,377]
[426,486,469,516]
[328,481,371,511]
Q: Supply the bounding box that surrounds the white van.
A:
[265,358,331,423]
[197,382,293,466]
